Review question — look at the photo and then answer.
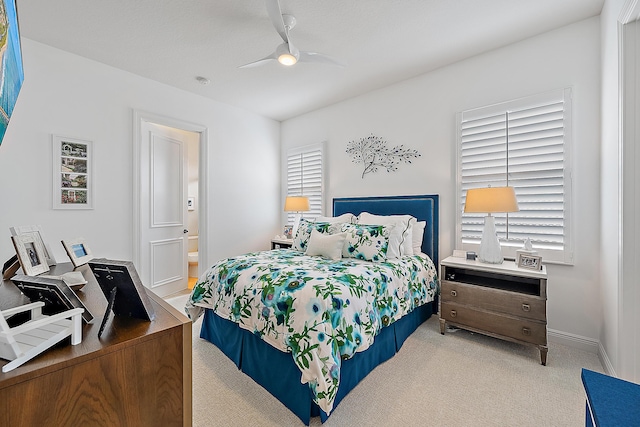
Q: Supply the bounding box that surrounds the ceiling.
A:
[17,0,603,122]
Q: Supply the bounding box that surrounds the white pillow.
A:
[305,229,347,260]
[357,212,416,258]
[315,213,356,224]
[412,221,426,255]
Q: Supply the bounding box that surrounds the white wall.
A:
[0,39,280,271]
[282,18,602,342]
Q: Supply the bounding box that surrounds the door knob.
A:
[183,229,189,234]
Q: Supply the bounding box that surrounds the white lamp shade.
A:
[284,196,310,212]
[464,186,519,213]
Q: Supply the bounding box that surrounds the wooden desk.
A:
[0,263,192,426]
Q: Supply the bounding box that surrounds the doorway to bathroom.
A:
[133,110,208,298]
[186,135,199,289]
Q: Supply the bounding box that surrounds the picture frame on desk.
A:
[61,237,93,267]
[2,254,19,280]
[11,234,50,276]
[89,258,156,338]
[11,274,94,324]
[88,259,155,321]
[10,225,56,267]
[517,253,542,271]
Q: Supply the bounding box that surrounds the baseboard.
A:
[548,328,599,354]
[548,329,617,376]
[598,341,617,376]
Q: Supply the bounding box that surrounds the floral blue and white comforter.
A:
[185,249,438,414]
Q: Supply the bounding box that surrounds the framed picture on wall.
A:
[52,135,93,209]
[0,0,24,146]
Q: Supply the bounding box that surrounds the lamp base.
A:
[478,215,503,264]
[291,213,302,239]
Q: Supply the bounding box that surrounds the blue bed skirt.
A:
[200,299,436,425]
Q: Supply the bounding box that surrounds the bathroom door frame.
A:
[132,109,209,290]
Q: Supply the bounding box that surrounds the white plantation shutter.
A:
[286,143,324,224]
[457,89,573,264]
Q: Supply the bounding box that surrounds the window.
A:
[285,143,324,224]
[456,88,573,264]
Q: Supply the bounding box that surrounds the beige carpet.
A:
[165,293,603,427]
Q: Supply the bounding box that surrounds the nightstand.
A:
[439,255,548,365]
[271,238,293,249]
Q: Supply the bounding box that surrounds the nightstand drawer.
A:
[441,280,546,322]
[441,302,547,345]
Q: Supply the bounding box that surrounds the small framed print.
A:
[61,237,93,268]
[10,225,56,266]
[517,253,542,271]
[283,225,293,239]
[11,233,50,276]
[52,135,93,209]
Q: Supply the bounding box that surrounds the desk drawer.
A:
[441,302,546,345]
[441,280,546,322]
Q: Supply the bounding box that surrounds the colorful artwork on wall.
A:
[0,0,24,145]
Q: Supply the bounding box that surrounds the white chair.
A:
[0,302,84,373]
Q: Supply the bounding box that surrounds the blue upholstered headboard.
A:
[333,194,439,266]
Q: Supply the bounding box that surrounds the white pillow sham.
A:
[305,229,347,260]
[314,213,356,224]
[412,221,426,255]
[357,212,416,258]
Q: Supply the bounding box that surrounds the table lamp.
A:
[464,186,519,264]
[284,196,310,238]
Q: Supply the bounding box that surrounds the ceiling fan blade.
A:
[265,0,288,43]
[238,52,277,68]
[285,32,298,57]
[298,51,345,67]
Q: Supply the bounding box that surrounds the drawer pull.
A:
[522,327,531,336]
[522,303,531,312]
[450,310,457,318]
[450,290,458,297]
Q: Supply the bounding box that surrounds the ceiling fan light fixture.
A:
[278,52,297,66]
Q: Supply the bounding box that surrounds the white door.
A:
[138,122,193,297]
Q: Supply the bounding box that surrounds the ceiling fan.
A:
[239,0,344,68]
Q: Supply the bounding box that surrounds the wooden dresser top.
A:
[0,262,190,388]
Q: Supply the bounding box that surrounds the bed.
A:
[186,194,439,425]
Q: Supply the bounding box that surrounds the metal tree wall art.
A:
[346,134,421,178]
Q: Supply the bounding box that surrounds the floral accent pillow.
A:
[357,212,416,259]
[341,223,391,262]
[292,219,342,252]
